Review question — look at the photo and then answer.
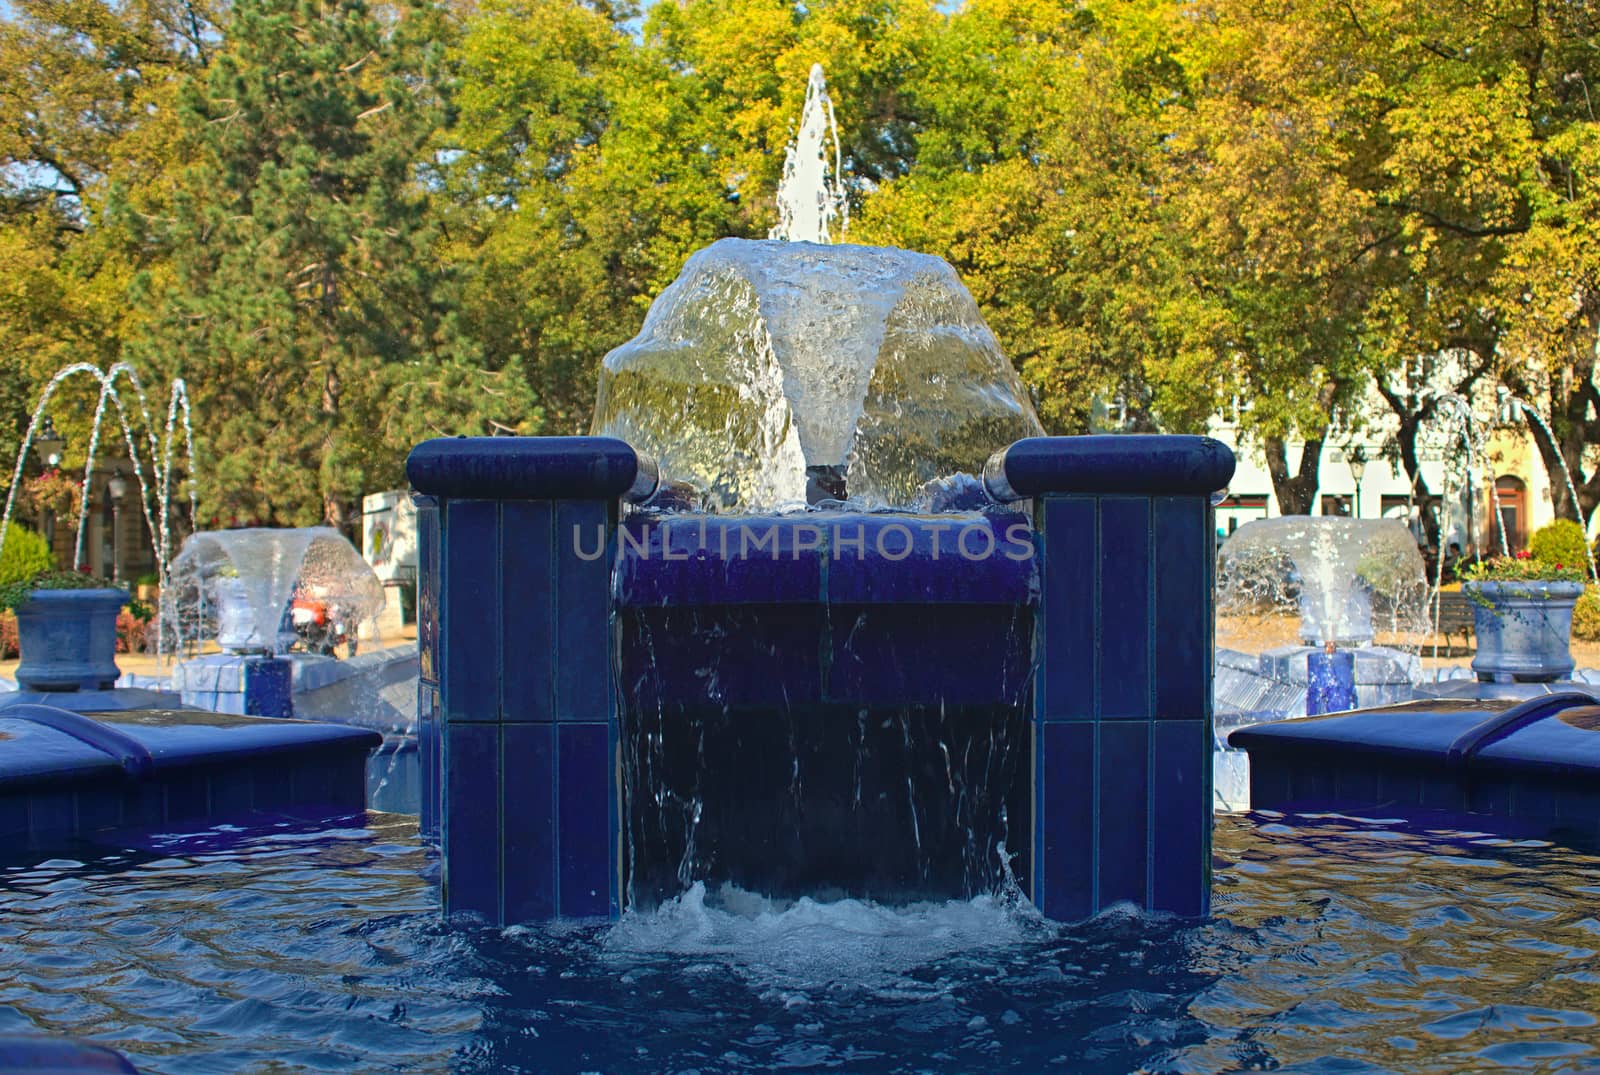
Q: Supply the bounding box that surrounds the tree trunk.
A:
[1263,435,1324,516]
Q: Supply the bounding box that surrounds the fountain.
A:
[1215,517,1430,715]
[163,527,386,715]
[407,66,1233,924]
[0,364,197,610]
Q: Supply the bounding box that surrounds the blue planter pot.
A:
[13,588,129,691]
[1465,579,1585,683]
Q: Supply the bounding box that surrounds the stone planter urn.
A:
[1465,579,1585,683]
[13,588,129,691]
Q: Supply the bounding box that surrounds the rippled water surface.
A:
[4,813,1600,1073]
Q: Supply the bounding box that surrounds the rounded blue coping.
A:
[0,1036,138,1073]
[407,434,1235,503]
[614,510,1037,607]
[0,705,382,792]
[1228,692,1600,781]
[984,435,1235,499]
[406,436,651,501]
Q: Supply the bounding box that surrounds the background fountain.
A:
[164,527,385,711]
[0,364,196,603]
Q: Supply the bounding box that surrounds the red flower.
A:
[1516,549,1532,560]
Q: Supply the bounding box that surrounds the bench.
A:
[1434,590,1475,650]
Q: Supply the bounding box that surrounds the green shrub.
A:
[1529,519,1590,570]
[0,525,53,589]
[1574,588,1600,642]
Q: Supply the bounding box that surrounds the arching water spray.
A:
[0,364,200,663]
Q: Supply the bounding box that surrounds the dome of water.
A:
[161,527,385,655]
[592,238,1044,511]
[1217,517,1430,648]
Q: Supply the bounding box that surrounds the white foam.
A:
[595,882,1050,992]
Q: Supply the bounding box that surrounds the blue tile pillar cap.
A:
[407,436,657,502]
[983,435,1236,500]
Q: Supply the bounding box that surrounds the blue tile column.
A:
[986,435,1234,920]
[407,437,652,923]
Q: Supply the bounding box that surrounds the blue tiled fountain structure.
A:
[408,433,1234,923]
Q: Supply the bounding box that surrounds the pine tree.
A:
[144,0,528,531]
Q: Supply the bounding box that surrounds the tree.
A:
[139,0,529,530]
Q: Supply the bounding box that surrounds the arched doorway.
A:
[1490,475,1527,555]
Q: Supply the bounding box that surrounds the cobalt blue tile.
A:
[1512,781,1561,819]
[1153,497,1208,720]
[290,758,344,808]
[501,501,554,722]
[1037,721,1095,920]
[1150,721,1208,916]
[442,500,501,723]
[445,723,501,919]
[0,798,28,842]
[621,607,824,710]
[616,515,824,606]
[1096,721,1150,906]
[210,770,255,818]
[1038,497,1095,721]
[254,765,293,817]
[827,605,1033,707]
[164,771,210,822]
[557,723,614,918]
[416,495,440,684]
[555,501,613,723]
[418,686,443,839]
[824,513,1036,605]
[503,723,557,923]
[1469,779,1513,818]
[74,787,123,835]
[1099,498,1151,720]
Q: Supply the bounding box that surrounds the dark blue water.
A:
[3,813,1600,1073]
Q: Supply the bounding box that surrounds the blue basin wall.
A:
[406,434,1235,924]
[1229,693,1600,839]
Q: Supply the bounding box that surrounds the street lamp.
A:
[33,416,66,551]
[107,466,129,587]
[1347,445,1367,519]
[35,417,64,469]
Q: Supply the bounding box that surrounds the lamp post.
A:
[107,466,128,588]
[1347,445,1367,519]
[33,417,65,551]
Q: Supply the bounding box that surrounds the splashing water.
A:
[769,64,848,245]
[161,528,384,656]
[593,240,1043,511]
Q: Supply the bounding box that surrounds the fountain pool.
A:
[5,812,1600,1072]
